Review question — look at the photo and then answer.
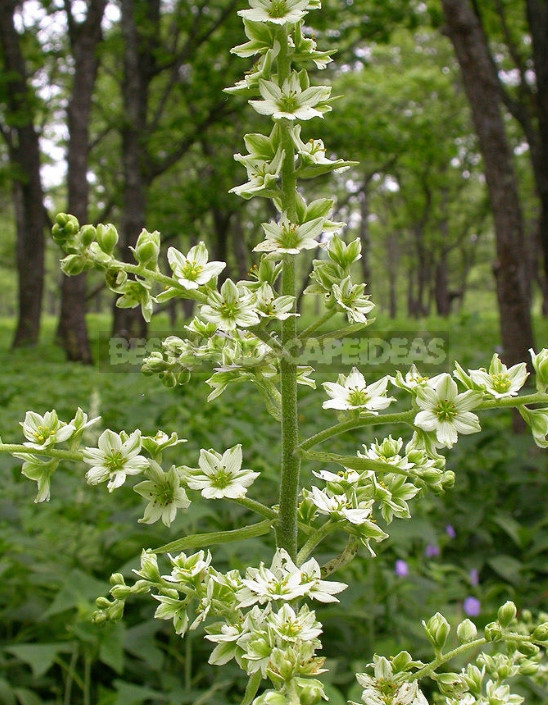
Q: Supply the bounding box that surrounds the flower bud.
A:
[95,597,111,609]
[457,619,478,643]
[424,612,450,650]
[484,622,503,641]
[134,229,160,266]
[497,601,517,628]
[107,599,125,622]
[109,573,125,586]
[60,254,86,276]
[517,641,539,657]
[532,622,548,642]
[79,224,96,247]
[519,659,539,675]
[436,672,466,697]
[441,471,455,489]
[530,348,548,392]
[91,610,107,624]
[96,223,119,253]
[110,584,132,599]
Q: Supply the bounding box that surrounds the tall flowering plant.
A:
[2,2,548,703]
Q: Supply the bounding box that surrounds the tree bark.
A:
[442,0,534,365]
[525,0,548,313]
[112,0,160,340]
[58,0,107,362]
[0,0,45,347]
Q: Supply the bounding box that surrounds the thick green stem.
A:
[300,449,415,477]
[299,411,416,451]
[275,27,301,561]
[0,443,83,461]
[296,521,335,565]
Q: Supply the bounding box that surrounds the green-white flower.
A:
[323,368,394,413]
[21,410,74,449]
[238,0,312,26]
[201,279,260,331]
[250,75,331,121]
[255,282,296,320]
[153,593,189,636]
[83,429,148,491]
[182,444,259,499]
[468,353,528,398]
[519,406,548,448]
[15,455,58,503]
[167,243,225,290]
[269,604,322,642]
[415,374,482,448]
[134,462,190,526]
[331,276,375,324]
[254,215,324,254]
[292,125,356,178]
[353,657,428,705]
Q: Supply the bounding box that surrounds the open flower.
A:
[201,279,260,331]
[323,369,394,413]
[182,444,259,499]
[414,374,482,448]
[332,277,375,324]
[250,75,331,121]
[21,410,74,449]
[167,243,225,290]
[238,0,311,25]
[83,429,148,491]
[134,462,190,526]
[269,604,322,642]
[254,215,324,254]
[468,353,528,398]
[353,657,428,705]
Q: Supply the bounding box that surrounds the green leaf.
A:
[487,555,523,586]
[43,569,108,618]
[14,688,43,705]
[153,520,272,554]
[99,623,125,674]
[4,643,72,678]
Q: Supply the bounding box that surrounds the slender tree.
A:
[57,0,107,362]
[441,0,534,365]
[0,0,46,347]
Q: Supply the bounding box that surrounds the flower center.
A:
[220,301,239,318]
[347,387,368,406]
[491,373,511,393]
[183,262,203,280]
[33,424,55,443]
[212,467,232,489]
[435,399,457,422]
[106,451,125,472]
[279,222,301,248]
[268,0,288,18]
[279,92,299,113]
[156,484,175,506]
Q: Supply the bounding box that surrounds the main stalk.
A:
[276,28,301,560]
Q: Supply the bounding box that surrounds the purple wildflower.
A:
[463,596,481,617]
[395,560,409,577]
[445,525,456,539]
[424,543,440,558]
[469,569,479,586]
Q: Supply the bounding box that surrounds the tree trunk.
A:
[525,0,548,314]
[442,0,534,365]
[0,0,45,347]
[57,0,107,363]
[112,0,160,340]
